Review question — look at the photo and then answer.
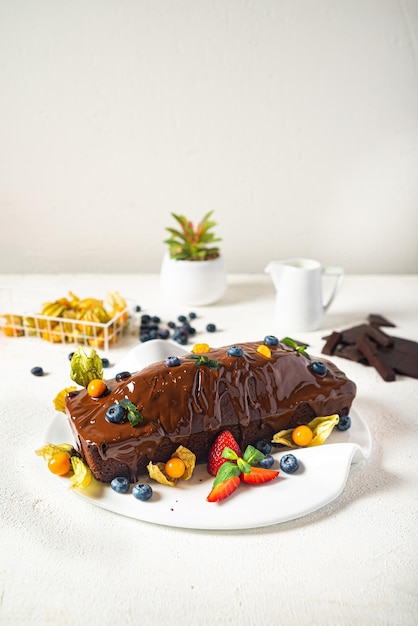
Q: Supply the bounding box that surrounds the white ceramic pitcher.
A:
[264,258,344,331]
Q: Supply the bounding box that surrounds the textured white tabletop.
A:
[1,274,417,625]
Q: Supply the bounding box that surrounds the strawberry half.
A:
[207,430,241,476]
[206,475,241,502]
[240,466,279,485]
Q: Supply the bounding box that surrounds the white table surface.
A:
[1,273,417,626]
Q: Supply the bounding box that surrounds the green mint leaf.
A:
[243,445,265,466]
[213,462,241,487]
[237,458,251,474]
[221,446,239,461]
[119,399,143,426]
[282,336,298,350]
[296,345,310,359]
[186,355,219,369]
[282,337,310,359]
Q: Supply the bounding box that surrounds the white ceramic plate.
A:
[44,340,372,530]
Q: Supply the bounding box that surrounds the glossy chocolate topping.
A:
[66,341,356,480]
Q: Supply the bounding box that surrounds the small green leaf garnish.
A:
[119,399,143,426]
[221,446,240,461]
[213,462,241,487]
[237,457,251,474]
[243,445,265,466]
[282,337,310,359]
[186,355,220,369]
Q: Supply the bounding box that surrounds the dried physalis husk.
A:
[147,462,177,487]
[107,290,127,313]
[172,445,196,480]
[53,387,77,413]
[147,445,196,486]
[272,414,340,448]
[69,456,92,489]
[35,442,74,461]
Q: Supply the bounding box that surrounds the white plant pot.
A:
[160,253,227,306]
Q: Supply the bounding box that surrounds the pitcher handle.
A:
[322,266,344,312]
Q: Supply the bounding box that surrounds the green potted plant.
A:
[161,211,227,306]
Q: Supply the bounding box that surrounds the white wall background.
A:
[0,0,417,275]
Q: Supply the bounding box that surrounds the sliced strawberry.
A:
[240,466,279,485]
[207,430,241,476]
[206,475,241,502]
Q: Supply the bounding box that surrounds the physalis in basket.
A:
[0,290,128,346]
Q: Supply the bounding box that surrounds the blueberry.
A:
[173,328,189,345]
[106,404,126,423]
[31,366,44,377]
[206,323,216,332]
[116,371,131,382]
[280,453,299,474]
[140,333,152,342]
[189,312,197,319]
[141,314,151,324]
[337,414,352,431]
[264,335,279,347]
[311,361,328,376]
[168,321,176,329]
[110,476,130,493]
[178,315,187,323]
[135,305,142,312]
[132,483,153,501]
[152,316,161,324]
[158,329,170,339]
[149,329,158,340]
[258,454,275,469]
[256,439,272,455]
[227,346,244,357]
[165,356,181,367]
[101,358,110,368]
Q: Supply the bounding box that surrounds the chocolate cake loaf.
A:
[66,339,356,483]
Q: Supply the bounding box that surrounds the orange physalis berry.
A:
[292,425,313,447]
[257,344,271,358]
[48,452,71,476]
[165,457,186,479]
[87,378,107,398]
[192,343,210,354]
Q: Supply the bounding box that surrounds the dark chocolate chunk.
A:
[337,344,368,364]
[365,325,394,348]
[339,324,372,345]
[322,331,342,355]
[368,314,396,327]
[356,336,396,382]
[321,316,418,381]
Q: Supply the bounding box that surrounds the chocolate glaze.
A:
[66,341,356,482]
